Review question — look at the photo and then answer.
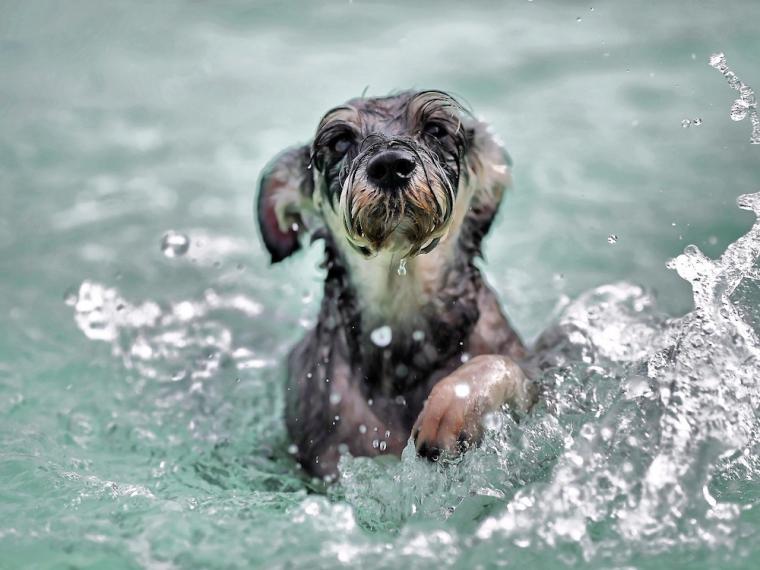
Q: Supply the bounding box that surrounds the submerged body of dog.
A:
[257,91,534,478]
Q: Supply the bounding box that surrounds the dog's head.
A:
[257,90,511,263]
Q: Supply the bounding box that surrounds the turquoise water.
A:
[2,1,760,568]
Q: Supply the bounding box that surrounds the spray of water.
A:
[709,52,760,144]
[68,193,760,567]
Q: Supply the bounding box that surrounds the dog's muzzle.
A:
[338,142,457,258]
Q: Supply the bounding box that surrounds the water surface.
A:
[1,1,760,568]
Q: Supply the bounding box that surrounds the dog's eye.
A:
[423,122,448,139]
[330,135,354,155]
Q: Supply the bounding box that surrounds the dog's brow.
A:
[406,90,464,124]
[317,105,360,131]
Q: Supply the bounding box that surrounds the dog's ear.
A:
[460,119,513,255]
[256,145,314,263]
[463,118,513,202]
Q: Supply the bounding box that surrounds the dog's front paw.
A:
[412,375,490,461]
[411,355,531,461]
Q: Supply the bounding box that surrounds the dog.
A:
[257,90,534,479]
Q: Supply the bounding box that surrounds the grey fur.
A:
[257,91,525,478]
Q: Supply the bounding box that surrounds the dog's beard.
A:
[339,171,455,257]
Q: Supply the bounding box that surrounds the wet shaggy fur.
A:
[257,90,527,478]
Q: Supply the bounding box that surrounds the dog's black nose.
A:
[366,150,416,189]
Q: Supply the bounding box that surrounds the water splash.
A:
[709,53,760,144]
[333,192,760,566]
[71,281,269,382]
[67,194,760,568]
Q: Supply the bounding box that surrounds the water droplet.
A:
[731,99,749,121]
[412,330,425,342]
[607,234,618,245]
[460,352,471,363]
[370,325,392,347]
[287,444,298,455]
[576,16,582,22]
[358,424,367,434]
[709,52,726,69]
[454,383,471,398]
[681,119,691,128]
[397,257,407,276]
[160,231,190,258]
[692,118,703,126]
[329,392,342,405]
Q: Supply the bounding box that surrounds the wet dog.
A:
[257,91,534,478]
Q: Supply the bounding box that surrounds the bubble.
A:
[576,17,582,22]
[370,325,392,347]
[379,441,387,451]
[412,330,425,342]
[372,439,380,449]
[397,258,407,276]
[692,118,703,126]
[329,392,342,405]
[287,444,298,455]
[358,424,367,434]
[160,231,190,258]
[607,234,618,245]
[681,119,691,128]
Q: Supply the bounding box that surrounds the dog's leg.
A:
[412,355,534,460]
